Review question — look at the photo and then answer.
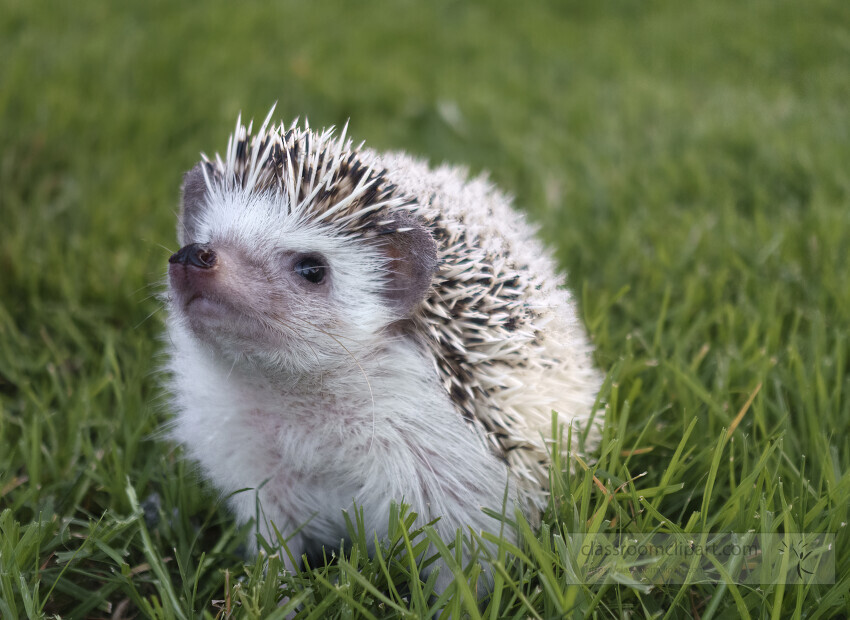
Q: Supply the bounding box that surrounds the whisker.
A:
[134,304,165,330]
[171,206,193,243]
[155,242,177,256]
[265,315,324,370]
[137,292,165,304]
[141,235,178,257]
[226,352,241,381]
[132,281,162,296]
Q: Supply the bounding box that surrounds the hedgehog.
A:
[165,107,603,592]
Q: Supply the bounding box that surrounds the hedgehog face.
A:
[169,196,388,372]
[168,162,437,374]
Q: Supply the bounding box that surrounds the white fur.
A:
[167,308,513,591]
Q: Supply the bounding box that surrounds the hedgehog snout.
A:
[168,242,226,314]
[169,243,217,269]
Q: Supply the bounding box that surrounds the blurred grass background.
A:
[1,0,849,617]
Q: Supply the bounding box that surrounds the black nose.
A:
[169,243,217,269]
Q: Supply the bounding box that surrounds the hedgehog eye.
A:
[294,256,326,284]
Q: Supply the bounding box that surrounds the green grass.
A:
[1,0,849,617]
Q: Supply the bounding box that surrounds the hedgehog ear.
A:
[178,163,208,246]
[379,216,438,317]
